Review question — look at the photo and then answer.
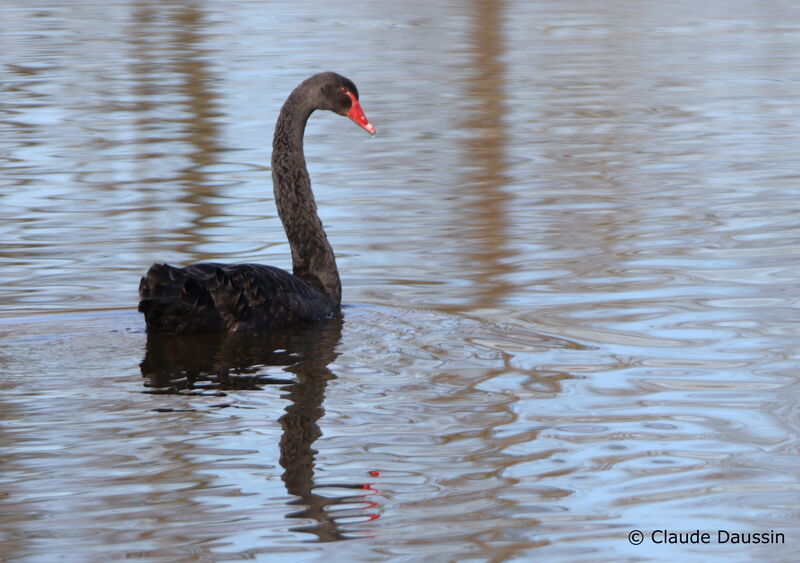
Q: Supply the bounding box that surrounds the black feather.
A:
[139,263,336,333]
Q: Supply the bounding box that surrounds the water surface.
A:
[2,1,800,560]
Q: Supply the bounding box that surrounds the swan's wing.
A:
[138,262,333,332]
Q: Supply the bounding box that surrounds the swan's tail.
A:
[138,263,226,333]
[138,297,223,333]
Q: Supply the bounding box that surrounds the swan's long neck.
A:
[271,90,341,307]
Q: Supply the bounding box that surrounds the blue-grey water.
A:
[2,1,800,561]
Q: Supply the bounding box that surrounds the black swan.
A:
[138,72,375,332]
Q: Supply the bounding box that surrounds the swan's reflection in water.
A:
[140,318,379,542]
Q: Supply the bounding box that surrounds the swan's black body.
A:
[138,72,373,333]
[138,262,335,332]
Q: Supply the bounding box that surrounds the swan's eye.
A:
[339,86,348,94]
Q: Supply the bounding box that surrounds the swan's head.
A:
[305,72,375,136]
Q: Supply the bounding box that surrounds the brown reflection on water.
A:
[440,9,577,557]
[141,318,377,542]
[130,1,224,258]
[459,0,514,309]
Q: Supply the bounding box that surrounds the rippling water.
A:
[3,1,800,560]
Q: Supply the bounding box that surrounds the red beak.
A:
[345,91,375,135]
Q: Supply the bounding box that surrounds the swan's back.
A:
[138,263,336,333]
